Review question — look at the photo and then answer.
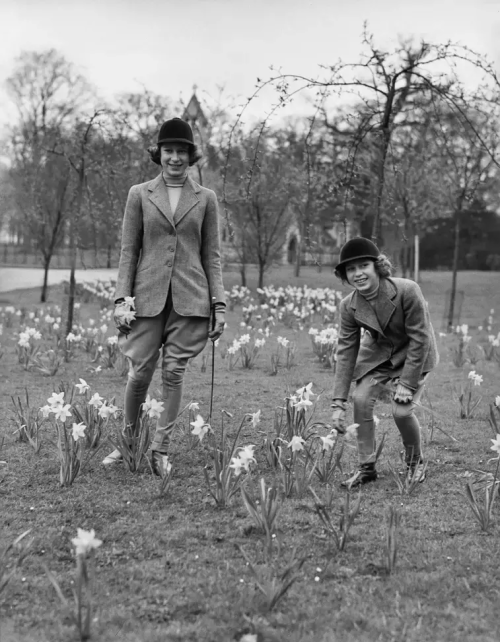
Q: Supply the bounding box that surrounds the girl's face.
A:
[345,259,380,292]
[160,143,190,179]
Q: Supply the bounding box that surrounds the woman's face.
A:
[160,143,190,179]
[345,259,380,292]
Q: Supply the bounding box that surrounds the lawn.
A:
[1,268,500,642]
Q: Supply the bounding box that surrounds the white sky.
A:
[0,0,499,130]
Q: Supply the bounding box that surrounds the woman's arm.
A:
[201,190,226,306]
[114,186,143,302]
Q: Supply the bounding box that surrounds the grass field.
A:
[1,268,500,642]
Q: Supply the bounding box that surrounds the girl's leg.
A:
[151,296,209,454]
[117,311,166,436]
[352,374,386,464]
[391,376,428,464]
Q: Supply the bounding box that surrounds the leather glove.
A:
[393,382,414,403]
[331,401,347,434]
[113,301,134,336]
[208,311,226,342]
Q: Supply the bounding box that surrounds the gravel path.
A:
[0,267,118,293]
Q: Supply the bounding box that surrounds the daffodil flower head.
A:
[53,404,73,422]
[288,435,305,452]
[72,422,86,441]
[47,391,65,407]
[344,423,359,441]
[190,414,210,442]
[319,434,335,451]
[490,435,500,455]
[88,393,104,408]
[296,382,315,401]
[71,528,102,556]
[249,410,261,427]
[75,378,90,394]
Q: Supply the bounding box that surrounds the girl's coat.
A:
[333,277,439,399]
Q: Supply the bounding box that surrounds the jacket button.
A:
[167,261,172,267]
[168,247,174,252]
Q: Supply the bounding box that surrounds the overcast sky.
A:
[1,0,499,130]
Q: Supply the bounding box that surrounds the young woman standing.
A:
[103,117,226,475]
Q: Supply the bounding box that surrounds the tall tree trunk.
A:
[239,263,247,287]
[258,261,265,289]
[294,240,301,277]
[41,256,51,302]
[107,244,112,269]
[447,208,461,331]
[66,167,84,336]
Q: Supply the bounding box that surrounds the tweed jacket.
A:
[114,174,225,318]
[332,277,439,400]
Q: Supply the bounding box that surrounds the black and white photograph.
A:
[1,1,500,640]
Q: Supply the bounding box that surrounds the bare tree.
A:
[5,49,93,301]
[428,104,498,329]
[241,28,500,244]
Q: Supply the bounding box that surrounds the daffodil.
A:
[249,410,261,427]
[344,423,359,441]
[288,436,305,452]
[495,396,500,408]
[143,397,164,419]
[47,392,65,407]
[490,435,500,455]
[319,435,335,451]
[188,402,200,411]
[72,422,86,441]
[237,445,256,469]
[294,397,313,411]
[75,378,89,394]
[40,405,52,418]
[53,404,73,422]
[88,393,104,408]
[229,457,245,476]
[296,382,315,401]
[190,414,210,442]
[71,528,102,556]
[98,403,119,419]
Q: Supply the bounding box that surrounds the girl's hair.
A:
[147,143,202,167]
[334,253,394,283]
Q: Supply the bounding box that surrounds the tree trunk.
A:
[41,256,51,302]
[239,263,247,287]
[107,244,112,269]
[258,262,265,289]
[66,167,84,336]
[447,209,461,331]
[294,240,301,277]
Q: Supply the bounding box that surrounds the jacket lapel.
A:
[173,176,200,226]
[148,174,175,228]
[376,278,397,331]
[352,292,383,336]
[350,278,397,336]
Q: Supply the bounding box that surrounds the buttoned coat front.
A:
[114,174,226,318]
[332,277,439,400]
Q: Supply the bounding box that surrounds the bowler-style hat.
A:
[335,237,380,269]
[157,117,194,147]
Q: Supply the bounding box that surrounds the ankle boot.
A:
[341,463,377,489]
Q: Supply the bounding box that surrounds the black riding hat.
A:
[157,117,194,147]
[335,237,380,269]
